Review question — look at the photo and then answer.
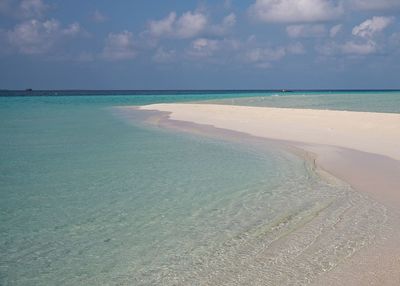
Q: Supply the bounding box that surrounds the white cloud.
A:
[192,38,219,51]
[287,42,306,54]
[245,47,286,67]
[63,22,80,36]
[147,11,236,40]
[222,13,236,28]
[91,10,107,23]
[152,47,176,63]
[187,38,220,58]
[176,11,208,38]
[352,16,394,39]
[316,41,339,56]
[102,31,136,61]
[7,19,80,55]
[243,40,309,67]
[341,40,376,55]
[248,0,343,23]
[317,16,392,57]
[0,0,49,19]
[351,0,400,11]
[317,40,377,56]
[19,0,48,18]
[182,37,241,62]
[148,12,176,37]
[329,16,395,56]
[286,24,326,38]
[210,13,236,35]
[330,24,342,38]
[244,47,285,67]
[148,11,208,39]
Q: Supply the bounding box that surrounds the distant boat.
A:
[25,88,33,92]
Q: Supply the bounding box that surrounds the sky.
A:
[0,0,399,90]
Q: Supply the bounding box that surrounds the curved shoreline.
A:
[136,103,400,209]
[116,104,400,285]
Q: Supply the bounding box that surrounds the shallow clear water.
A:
[204,91,400,113]
[0,93,389,285]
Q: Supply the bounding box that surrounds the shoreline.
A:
[136,104,400,206]
[130,103,400,285]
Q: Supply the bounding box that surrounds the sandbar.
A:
[136,103,400,285]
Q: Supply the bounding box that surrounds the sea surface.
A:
[0,91,396,285]
[201,90,400,113]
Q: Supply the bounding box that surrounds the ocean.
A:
[201,90,400,113]
[0,91,397,285]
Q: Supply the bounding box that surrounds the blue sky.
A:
[0,0,399,89]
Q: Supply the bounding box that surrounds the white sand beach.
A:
[140,104,400,160]
[139,103,400,285]
[140,104,400,204]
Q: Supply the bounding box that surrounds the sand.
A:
[138,103,400,285]
[139,104,400,204]
[140,104,400,160]
[140,103,400,202]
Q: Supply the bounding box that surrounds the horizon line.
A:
[1,89,400,92]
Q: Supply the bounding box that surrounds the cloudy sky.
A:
[0,0,399,89]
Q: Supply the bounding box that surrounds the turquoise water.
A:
[204,90,400,113]
[0,93,389,285]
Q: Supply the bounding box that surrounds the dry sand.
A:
[138,103,400,285]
